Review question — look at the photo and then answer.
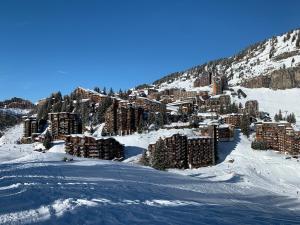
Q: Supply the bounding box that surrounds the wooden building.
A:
[206,95,231,112]
[49,112,82,140]
[212,76,228,95]
[193,72,212,87]
[222,113,243,128]
[256,122,300,154]
[73,87,109,103]
[21,116,39,143]
[130,97,166,113]
[148,134,215,169]
[218,124,235,141]
[65,135,124,160]
[104,101,144,136]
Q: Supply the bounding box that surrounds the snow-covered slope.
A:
[0,108,30,116]
[231,86,300,123]
[1,125,300,224]
[155,29,300,91]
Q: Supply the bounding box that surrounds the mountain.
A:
[152,28,300,91]
[0,97,34,135]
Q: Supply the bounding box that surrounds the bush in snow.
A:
[251,140,268,150]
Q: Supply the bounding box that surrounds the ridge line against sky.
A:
[0,0,299,102]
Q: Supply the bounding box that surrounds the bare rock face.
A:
[242,67,300,89]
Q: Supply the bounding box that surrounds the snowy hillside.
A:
[1,125,300,224]
[155,29,300,91]
[0,108,30,116]
[231,87,300,123]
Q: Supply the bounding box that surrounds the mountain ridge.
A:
[150,28,300,91]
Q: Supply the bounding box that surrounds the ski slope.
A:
[0,125,300,224]
[232,87,300,123]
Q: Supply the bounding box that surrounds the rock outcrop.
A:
[241,67,300,89]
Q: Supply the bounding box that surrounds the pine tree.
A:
[240,113,250,137]
[102,87,107,95]
[278,110,283,121]
[274,113,279,122]
[140,151,149,166]
[108,88,114,96]
[94,87,101,93]
[239,102,243,109]
[287,113,296,123]
[43,131,52,150]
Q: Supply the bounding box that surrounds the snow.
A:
[0,108,31,116]
[0,124,300,224]
[232,86,300,123]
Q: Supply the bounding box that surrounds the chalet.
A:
[49,112,82,140]
[65,135,124,160]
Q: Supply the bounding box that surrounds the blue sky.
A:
[0,0,299,102]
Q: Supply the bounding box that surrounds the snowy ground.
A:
[0,125,300,224]
[232,87,300,124]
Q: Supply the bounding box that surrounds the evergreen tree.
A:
[287,113,296,123]
[94,97,113,124]
[278,110,283,121]
[108,88,114,96]
[43,131,52,150]
[94,86,101,93]
[102,87,107,95]
[239,102,243,109]
[274,113,279,122]
[240,113,250,137]
[140,151,149,166]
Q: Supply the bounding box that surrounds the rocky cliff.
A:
[242,67,300,89]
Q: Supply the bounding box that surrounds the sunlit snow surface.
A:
[1,125,300,224]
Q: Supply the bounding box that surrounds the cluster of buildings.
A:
[193,72,228,96]
[22,112,124,160]
[22,112,83,143]
[21,76,299,170]
[255,121,300,155]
